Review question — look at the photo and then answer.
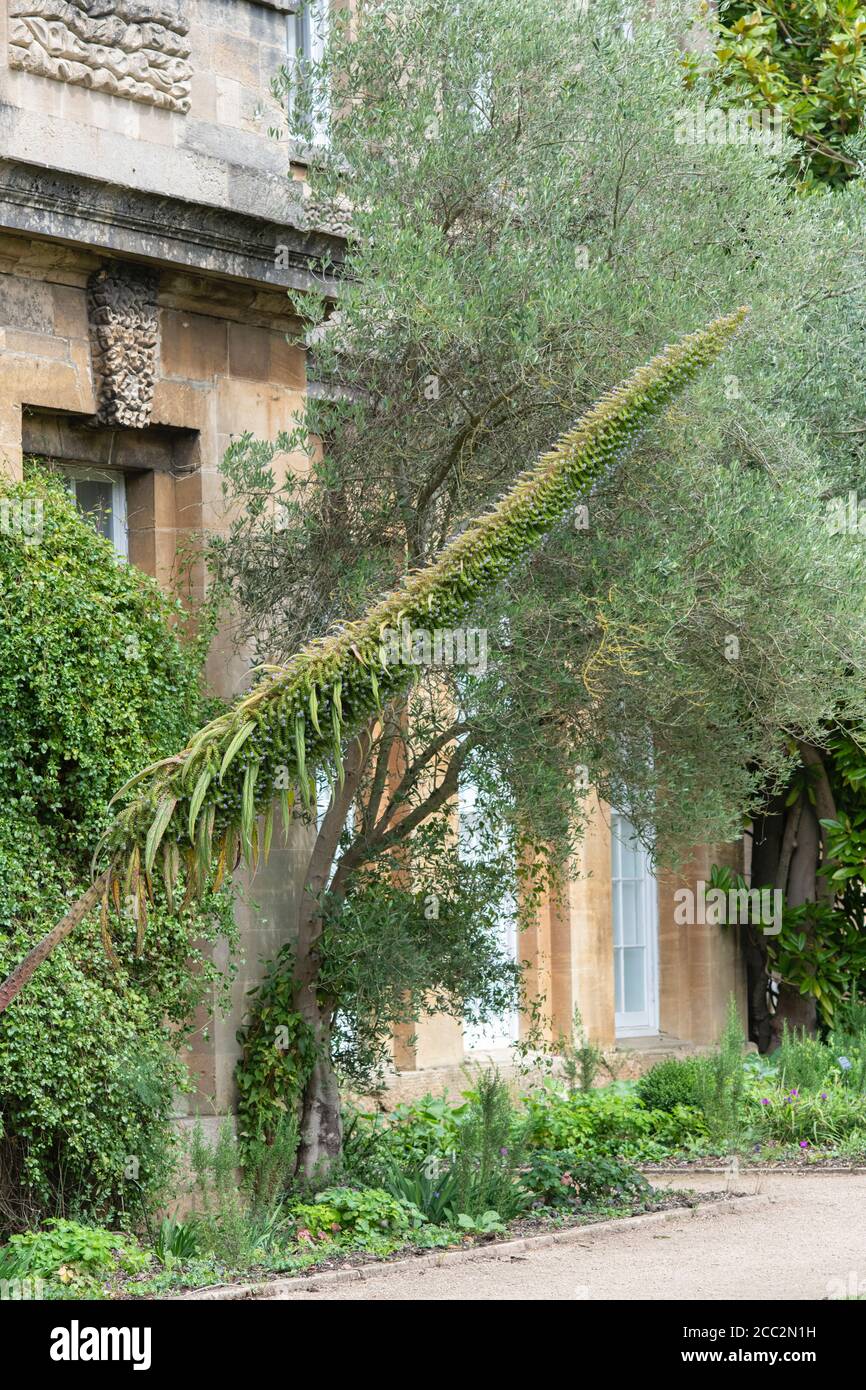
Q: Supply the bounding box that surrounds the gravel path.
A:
[264,1173,866,1301]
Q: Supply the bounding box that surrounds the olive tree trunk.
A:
[292,730,371,1180]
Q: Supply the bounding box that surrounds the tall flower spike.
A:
[102,308,750,905]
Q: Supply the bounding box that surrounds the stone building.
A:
[0,1,747,1116]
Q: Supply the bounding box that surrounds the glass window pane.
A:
[618,831,640,880]
[623,947,646,1013]
[73,478,114,541]
[610,822,621,877]
[614,950,623,1013]
[619,880,638,945]
[633,886,646,945]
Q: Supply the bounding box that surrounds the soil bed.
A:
[122,1186,731,1299]
[641,1154,866,1173]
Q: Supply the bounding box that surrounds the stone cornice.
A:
[0,159,345,296]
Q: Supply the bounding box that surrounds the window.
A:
[611,811,659,1036]
[287,0,329,144]
[63,467,128,560]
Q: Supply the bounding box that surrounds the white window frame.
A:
[611,810,659,1038]
[286,0,329,146]
[63,466,128,561]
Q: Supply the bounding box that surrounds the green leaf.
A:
[145,796,177,876]
[187,768,213,844]
[219,720,256,783]
[241,762,259,861]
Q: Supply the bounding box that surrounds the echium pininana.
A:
[98,308,748,926]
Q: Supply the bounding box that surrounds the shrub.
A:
[0,1218,147,1297]
[241,1111,301,1213]
[522,1085,653,1157]
[0,474,235,1228]
[694,998,746,1148]
[0,847,235,1233]
[557,1008,610,1094]
[188,1121,251,1268]
[290,1187,428,1247]
[646,1104,709,1151]
[706,0,866,189]
[775,1024,834,1093]
[0,472,206,850]
[636,1058,704,1113]
[188,1119,299,1269]
[828,1000,866,1092]
[754,1087,866,1149]
[450,1069,529,1220]
[522,1082,707,1161]
[343,1084,528,1223]
[522,1150,650,1211]
[832,995,866,1045]
[354,1073,531,1223]
[342,1094,467,1187]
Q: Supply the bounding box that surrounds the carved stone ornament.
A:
[87,262,159,428]
[8,1,193,112]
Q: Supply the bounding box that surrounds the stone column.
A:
[657,841,747,1044]
[560,794,616,1047]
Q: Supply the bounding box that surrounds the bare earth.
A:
[265,1173,866,1301]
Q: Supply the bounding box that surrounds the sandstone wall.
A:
[0,0,306,220]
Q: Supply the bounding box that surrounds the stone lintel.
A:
[23,410,197,475]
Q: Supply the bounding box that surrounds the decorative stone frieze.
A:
[87,262,160,428]
[8,1,193,113]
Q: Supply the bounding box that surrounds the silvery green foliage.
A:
[216,0,866,863]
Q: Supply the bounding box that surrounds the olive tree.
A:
[214,0,866,1066]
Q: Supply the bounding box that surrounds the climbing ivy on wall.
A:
[0,471,236,1226]
[235,957,317,1147]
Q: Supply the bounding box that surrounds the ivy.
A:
[235,951,317,1147]
[0,472,236,1227]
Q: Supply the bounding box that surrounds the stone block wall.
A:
[395,793,748,1079]
[0,0,304,220]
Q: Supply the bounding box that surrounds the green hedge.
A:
[0,473,235,1229]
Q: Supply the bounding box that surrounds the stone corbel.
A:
[87,263,160,429]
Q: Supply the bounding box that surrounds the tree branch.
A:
[371,719,470,838]
[329,732,474,899]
